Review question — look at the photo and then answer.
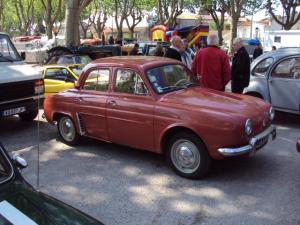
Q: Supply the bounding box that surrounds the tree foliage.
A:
[266,0,300,30]
[156,0,184,27]
[199,0,226,45]
[40,0,63,39]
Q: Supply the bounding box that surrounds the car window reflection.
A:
[272,57,300,79]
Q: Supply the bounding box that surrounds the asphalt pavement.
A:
[1,111,299,225]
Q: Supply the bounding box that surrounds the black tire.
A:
[167,132,211,179]
[57,116,79,145]
[19,110,39,121]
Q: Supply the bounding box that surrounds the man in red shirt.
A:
[191,34,230,91]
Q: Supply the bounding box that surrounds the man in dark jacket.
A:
[164,35,182,61]
[231,37,250,94]
[253,43,263,60]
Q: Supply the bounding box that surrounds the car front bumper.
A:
[218,125,276,157]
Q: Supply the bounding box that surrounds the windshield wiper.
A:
[160,86,186,91]
[0,53,14,62]
[184,82,200,88]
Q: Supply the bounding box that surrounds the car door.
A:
[75,68,110,140]
[44,67,76,96]
[269,56,300,112]
[106,68,155,151]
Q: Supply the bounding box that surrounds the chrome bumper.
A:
[218,125,276,157]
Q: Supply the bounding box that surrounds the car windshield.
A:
[69,64,84,76]
[57,55,92,65]
[0,145,13,184]
[146,64,197,94]
[0,35,22,62]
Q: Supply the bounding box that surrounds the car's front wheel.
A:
[167,132,211,179]
[58,116,79,145]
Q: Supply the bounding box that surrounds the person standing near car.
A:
[130,43,139,55]
[253,43,263,60]
[231,37,251,94]
[164,35,182,61]
[191,33,230,91]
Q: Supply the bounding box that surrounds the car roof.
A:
[262,47,300,59]
[90,56,182,70]
[42,64,82,69]
[252,47,300,66]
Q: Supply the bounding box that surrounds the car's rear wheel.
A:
[58,116,79,145]
[19,110,38,121]
[167,132,211,179]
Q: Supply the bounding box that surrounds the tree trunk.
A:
[230,16,238,53]
[65,0,80,46]
[129,28,134,39]
[46,22,53,39]
[217,26,223,46]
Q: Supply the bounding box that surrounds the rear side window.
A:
[253,57,274,76]
[83,69,110,91]
[271,57,300,79]
[115,69,148,95]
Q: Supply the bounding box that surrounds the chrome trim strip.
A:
[76,112,85,135]
[0,95,44,105]
[218,125,276,157]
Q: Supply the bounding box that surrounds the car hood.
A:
[159,87,268,117]
[0,181,103,225]
[0,62,42,84]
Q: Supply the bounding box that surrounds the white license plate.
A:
[2,107,26,116]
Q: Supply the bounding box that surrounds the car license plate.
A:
[2,107,26,116]
[255,135,269,150]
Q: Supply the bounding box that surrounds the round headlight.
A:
[269,106,275,120]
[245,119,252,135]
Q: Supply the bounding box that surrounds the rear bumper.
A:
[218,125,276,157]
[0,96,43,118]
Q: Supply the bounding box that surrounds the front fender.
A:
[244,78,270,102]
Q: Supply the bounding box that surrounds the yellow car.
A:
[42,64,84,96]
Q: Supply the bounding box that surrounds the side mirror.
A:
[20,52,26,60]
[12,154,28,169]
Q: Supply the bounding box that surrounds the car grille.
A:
[0,80,35,102]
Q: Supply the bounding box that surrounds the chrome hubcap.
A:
[59,117,75,142]
[171,139,200,174]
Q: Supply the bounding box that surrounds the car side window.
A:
[45,68,67,81]
[253,57,274,76]
[115,69,148,95]
[271,57,300,79]
[83,69,110,91]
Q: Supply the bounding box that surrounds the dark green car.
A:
[0,142,104,225]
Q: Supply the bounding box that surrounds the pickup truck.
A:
[0,33,44,121]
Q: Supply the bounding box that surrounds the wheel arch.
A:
[160,126,207,155]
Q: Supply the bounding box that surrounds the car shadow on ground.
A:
[19,136,296,225]
[0,115,56,151]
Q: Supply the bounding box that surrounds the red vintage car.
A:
[44,56,276,179]
[297,139,300,153]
